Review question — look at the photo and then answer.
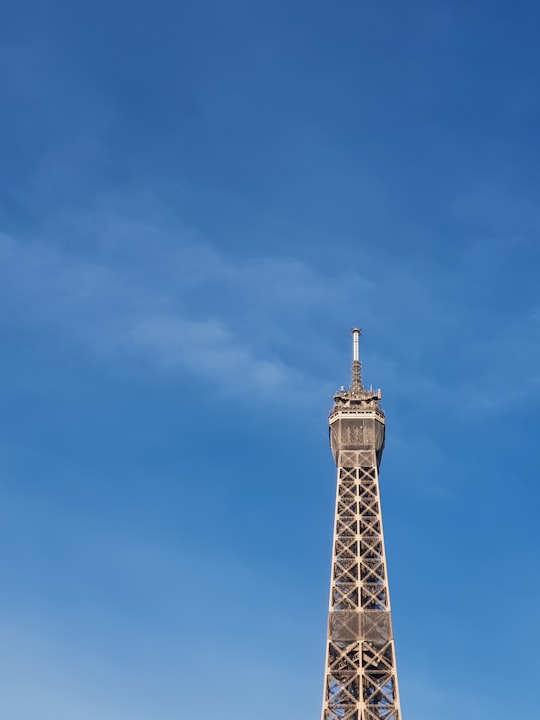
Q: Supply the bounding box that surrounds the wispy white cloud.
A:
[2,216,539,413]
[463,306,540,410]
[0,231,326,400]
[127,314,294,392]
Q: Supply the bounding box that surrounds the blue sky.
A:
[1,1,540,718]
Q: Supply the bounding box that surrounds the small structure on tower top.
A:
[330,329,382,416]
[350,327,363,394]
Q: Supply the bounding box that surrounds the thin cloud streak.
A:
[0,232,310,399]
[1,221,539,413]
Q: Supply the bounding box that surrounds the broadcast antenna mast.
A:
[320,329,402,720]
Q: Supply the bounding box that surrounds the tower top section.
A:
[329,328,384,423]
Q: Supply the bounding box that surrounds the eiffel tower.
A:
[320,329,402,720]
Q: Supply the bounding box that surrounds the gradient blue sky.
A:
[1,2,540,718]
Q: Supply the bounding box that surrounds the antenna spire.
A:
[350,327,363,394]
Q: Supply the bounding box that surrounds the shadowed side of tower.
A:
[320,329,402,720]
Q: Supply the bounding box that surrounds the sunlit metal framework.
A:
[321,329,402,720]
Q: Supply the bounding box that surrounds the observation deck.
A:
[329,387,385,425]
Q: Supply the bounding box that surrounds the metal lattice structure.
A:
[321,329,402,720]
